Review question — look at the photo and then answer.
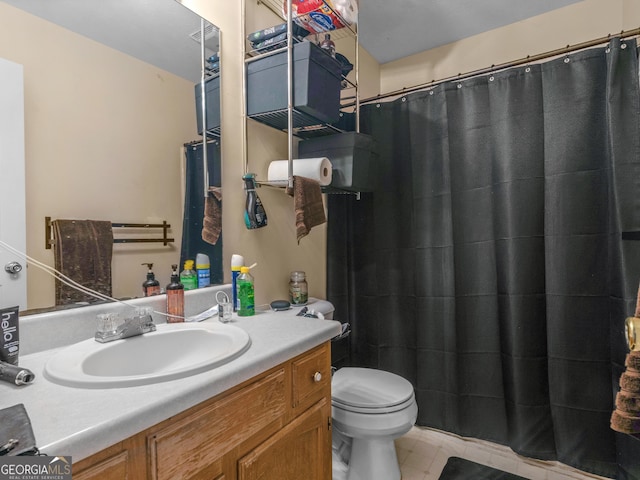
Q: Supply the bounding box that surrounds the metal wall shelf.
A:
[243,0,360,196]
[247,108,344,137]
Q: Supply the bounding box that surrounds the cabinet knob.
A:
[312,371,322,383]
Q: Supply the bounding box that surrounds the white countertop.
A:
[1,294,341,462]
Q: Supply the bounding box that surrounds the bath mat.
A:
[439,457,527,480]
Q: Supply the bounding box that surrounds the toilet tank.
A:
[307,298,335,320]
[306,298,350,368]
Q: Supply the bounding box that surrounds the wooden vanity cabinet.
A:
[72,342,332,480]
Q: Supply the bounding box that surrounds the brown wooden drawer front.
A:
[292,343,331,409]
[148,368,287,480]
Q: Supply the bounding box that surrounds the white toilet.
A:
[305,299,418,480]
[331,367,418,480]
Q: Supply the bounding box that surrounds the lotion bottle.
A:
[195,253,210,288]
[166,264,184,322]
[231,254,244,311]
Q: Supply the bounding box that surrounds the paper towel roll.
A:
[267,158,333,186]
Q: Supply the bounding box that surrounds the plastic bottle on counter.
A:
[289,271,308,305]
[166,264,184,322]
[180,260,198,291]
[141,263,161,297]
[231,254,244,311]
[195,253,210,288]
[236,266,255,317]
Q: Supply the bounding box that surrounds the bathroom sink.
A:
[44,322,251,389]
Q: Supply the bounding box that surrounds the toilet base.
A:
[346,436,401,480]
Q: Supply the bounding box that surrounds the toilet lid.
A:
[332,367,414,410]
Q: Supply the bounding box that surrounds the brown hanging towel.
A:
[51,219,113,305]
[286,175,326,244]
[202,186,222,245]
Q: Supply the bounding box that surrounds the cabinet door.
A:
[238,398,330,480]
[73,451,128,480]
[73,436,146,480]
[148,369,286,480]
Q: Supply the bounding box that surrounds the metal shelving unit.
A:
[242,0,360,190]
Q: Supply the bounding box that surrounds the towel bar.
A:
[45,217,174,249]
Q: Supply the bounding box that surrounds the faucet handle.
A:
[135,307,154,322]
[95,313,123,342]
[96,313,121,334]
[134,307,156,332]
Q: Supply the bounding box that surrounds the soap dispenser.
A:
[166,264,184,322]
[141,263,161,297]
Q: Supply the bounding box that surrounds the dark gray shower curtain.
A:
[327,39,640,478]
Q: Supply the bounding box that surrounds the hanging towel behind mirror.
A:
[51,219,113,305]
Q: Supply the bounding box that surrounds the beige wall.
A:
[624,0,640,30]
[8,0,637,310]
[181,0,374,306]
[379,0,635,95]
[0,3,197,310]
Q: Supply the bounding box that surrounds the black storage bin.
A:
[298,132,379,192]
[194,74,221,136]
[246,41,342,129]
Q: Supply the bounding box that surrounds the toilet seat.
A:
[332,367,415,414]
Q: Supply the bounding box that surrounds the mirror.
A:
[0,0,221,312]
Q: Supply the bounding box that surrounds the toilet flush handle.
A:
[312,371,322,383]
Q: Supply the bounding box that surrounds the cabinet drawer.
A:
[292,343,331,409]
[148,368,286,480]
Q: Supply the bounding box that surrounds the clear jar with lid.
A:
[289,271,308,305]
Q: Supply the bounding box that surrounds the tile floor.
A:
[395,426,610,480]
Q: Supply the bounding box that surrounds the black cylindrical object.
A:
[0,306,20,366]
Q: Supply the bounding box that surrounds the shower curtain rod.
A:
[358,27,640,105]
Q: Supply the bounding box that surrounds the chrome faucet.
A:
[95,308,156,343]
